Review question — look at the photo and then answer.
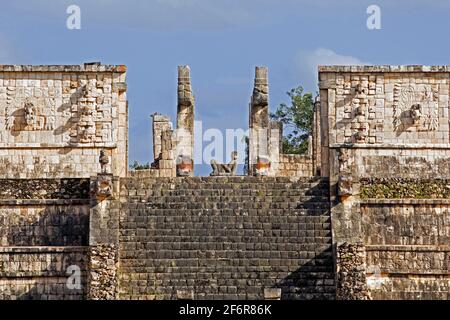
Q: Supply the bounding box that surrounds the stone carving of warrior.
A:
[410,104,422,126]
[99,149,109,173]
[210,151,238,176]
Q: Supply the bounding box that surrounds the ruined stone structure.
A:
[0,63,127,299]
[0,63,448,300]
[248,67,313,178]
[319,66,450,299]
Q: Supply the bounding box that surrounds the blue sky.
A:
[1,0,450,174]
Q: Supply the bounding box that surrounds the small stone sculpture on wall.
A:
[92,174,113,199]
[176,155,193,177]
[24,101,37,130]
[393,84,439,132]
[254,155,270,176]
[210,152,238,176]
[99,149,109,174]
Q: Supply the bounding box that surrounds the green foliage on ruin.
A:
[270,86,314,155]
[360,178,450,199]
[130,160,150,170]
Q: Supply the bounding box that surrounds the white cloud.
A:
[294,48,369,90]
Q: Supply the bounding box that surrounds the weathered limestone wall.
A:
[0,64,128,178]
[0,178,91,299]
[319,66,450,300]
[361,200,450,300]
[277,154,313,179]
[365,244,450,299]
[0,179,90,247]
[0,63,127,300]
[0,203,89,247]
[0,247,87,300]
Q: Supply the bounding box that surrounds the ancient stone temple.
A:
[0,63,448,300]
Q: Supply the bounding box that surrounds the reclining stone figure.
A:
[210,152,238,176]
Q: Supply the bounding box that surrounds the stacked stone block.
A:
[118,176,334,300]
[0,247,87,300]
[0,178,90,300]
[248,67,314,178]
[320,65,450,300]
[151,113,172,162]
[0,63,128,178]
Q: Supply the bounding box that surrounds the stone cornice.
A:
[319,65,450,73]
[0,63,126,73]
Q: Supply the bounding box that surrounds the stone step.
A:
[123,203,329,211]
[122,188,329,197]
[122,181,329,190]
[121,210,330,223]
[118,176,334,300]
[127,196,329,203]
[119,246,333,255]
[121,235,331,242]
[121,176,327,184]
[131,186,329,195]
[120,220,332,229]
[120,179,329,190]
[120,229,333,242]
[120,212,332,219]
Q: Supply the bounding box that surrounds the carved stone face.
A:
[355,84,366,95]
[176,155,193,176]
[93,175,113,199]
[24,102,36,126]
[252,87,269,106]
[410,104,422,122]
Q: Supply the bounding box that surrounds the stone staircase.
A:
[118,176,334,300]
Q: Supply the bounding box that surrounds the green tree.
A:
[270,86,314,154]
[129,160,150,170]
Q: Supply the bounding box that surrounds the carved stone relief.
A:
[347,79,381,144]
[250,67,269,129]
[3,90,57,132]
[74,85,97,143]
[210,151,238,176]
[393,84,439,132]
[337,148,353,196]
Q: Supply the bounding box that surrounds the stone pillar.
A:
[267,120,282,176]
[160,129,176,177]
[319,88,330,177]
[87,173,120,300]
[151,113,172,162]
[313,95,321,176]
[336,242,370,300]
[249,66,270,176]
[175,65,195,176]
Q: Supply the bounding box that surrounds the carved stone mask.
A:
[410,104,422,121]
[24,102,36,125]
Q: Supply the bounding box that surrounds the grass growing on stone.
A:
[360,178,450,199]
